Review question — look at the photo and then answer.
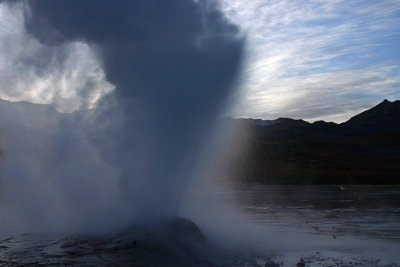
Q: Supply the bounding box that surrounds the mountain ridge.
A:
[226,99,400,184]
[229,99,400,135]
[0,98,398,184]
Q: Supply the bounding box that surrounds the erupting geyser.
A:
[0,0,244,233]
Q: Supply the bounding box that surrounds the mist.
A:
[0,0,245,235]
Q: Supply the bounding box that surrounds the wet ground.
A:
[234,185,400,240]
[1,185,399,266]
[232,184,400,266]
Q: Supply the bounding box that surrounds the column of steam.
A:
[19,0,244,224]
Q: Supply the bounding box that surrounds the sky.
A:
[0,0,399,122]
[221,0,400,122]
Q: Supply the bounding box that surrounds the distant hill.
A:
[227,99,400,184]
[0,98,398,184]
[341,99,400,133]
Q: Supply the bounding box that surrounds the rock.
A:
[296,258,306,267]
[164,217,206,252]
[265,260,279,267]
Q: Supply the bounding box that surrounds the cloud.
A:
[221,0,400,122]
[3,0,399,121]
[0,2,114,112]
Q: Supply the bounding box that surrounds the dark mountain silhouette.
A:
[0,99,398,184]
[227,99,400,184]
[341,99,400,133]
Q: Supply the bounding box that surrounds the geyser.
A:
[0,0,244,233]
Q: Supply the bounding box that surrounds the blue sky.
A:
[0,0,399,122]
[222,0,400,122]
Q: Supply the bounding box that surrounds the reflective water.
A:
[229,184,400,266]
[1,185,399,266]
[233,185,400,240]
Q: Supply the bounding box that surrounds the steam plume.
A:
[0,0,244,232]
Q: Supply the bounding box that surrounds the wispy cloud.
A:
[221,0,400,122]
[0,3,113,112]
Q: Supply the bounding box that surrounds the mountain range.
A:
[226,99,400,184]
[0,98,398,184]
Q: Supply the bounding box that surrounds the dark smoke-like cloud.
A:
[0,0,244,231]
